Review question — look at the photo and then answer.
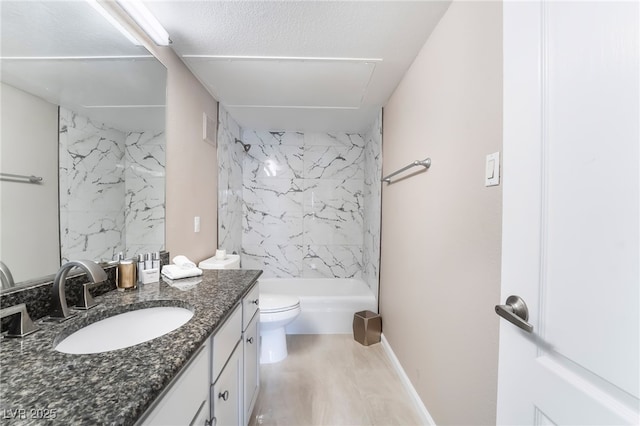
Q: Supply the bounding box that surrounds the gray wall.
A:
[0,83,60,282]
[379,2,503,424]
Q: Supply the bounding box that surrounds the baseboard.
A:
[380,334,437,426]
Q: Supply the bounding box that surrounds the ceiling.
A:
[145,1,452,132]
[0,1,166,132]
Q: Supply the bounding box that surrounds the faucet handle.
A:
[74,283,98,311]
[0,303,39,338]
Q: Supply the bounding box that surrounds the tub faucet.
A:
[50,260,107,320]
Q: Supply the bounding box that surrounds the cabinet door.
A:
[142,342,210,426]
[190,399,210,426]
[212,343,242,426]
[243,312,259,426]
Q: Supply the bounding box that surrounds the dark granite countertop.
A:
[0,269,262,425]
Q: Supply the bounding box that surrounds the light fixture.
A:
[116,0,171,46]
[86,0,142,46]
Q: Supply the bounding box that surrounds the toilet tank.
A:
[198,254,240,270]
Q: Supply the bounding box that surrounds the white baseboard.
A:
[380,333,437,426]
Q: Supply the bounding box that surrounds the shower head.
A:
[235,138,251,152]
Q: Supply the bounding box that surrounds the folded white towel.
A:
[172,255,197,269]
[165,277,202,291]
[161,264,202,280]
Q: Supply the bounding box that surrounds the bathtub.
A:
[258,278,377,334]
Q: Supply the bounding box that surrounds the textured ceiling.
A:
[0,1,166,131]
[145,1,451,132]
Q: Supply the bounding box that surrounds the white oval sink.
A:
[55,306,194,354]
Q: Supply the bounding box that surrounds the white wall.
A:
[0,83,60,282]
[380,2,503,424]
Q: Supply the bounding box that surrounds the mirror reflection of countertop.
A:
[0,269,262,425]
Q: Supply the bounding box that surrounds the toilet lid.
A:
[260,294,300,313]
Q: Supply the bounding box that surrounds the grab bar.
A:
[0,173,43,184]
[381,158,431,184]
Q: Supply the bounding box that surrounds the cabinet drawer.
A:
[212,304,242,382]
[242,283,260,331]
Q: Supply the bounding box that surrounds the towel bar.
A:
[381,158,431,184]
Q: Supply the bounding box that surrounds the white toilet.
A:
[259,293,300,364]
[198,254,301,364]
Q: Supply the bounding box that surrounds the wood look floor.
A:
[249,334,423,426]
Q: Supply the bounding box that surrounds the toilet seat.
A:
[260,294,300,314]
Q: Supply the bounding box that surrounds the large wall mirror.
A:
[0,1,167,289]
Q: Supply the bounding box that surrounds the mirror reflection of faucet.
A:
[45,260,107,322]
[0,260,16,291]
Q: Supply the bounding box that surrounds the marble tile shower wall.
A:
[362,111,383,296]
[217,106,244,256]
[59,107,165,262]
[124,130,166,259]
[60,108,125,262]
[240,131,366,279]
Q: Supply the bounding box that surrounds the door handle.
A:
[495,295,533,333]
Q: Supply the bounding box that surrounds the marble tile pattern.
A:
[362,111,383,298]
[124,130,165,259]
[241,131,368,279]
[59,108,165,263]
[0,268,261,425]
[218,111,382,282]
[249,334,423,426]
[59,108,126,263]
[217,106,244,256]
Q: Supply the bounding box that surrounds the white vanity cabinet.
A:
[139,282,259,426]
[211,282,260,426]
[242,285,260,425]
[140,340,210,426]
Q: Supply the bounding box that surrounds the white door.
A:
[497,2,639,425]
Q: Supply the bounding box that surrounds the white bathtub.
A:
[258,278,377,334]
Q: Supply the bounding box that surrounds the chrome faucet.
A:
[50,260,107,320]
[0,303,39,337]
[0,260,15,291]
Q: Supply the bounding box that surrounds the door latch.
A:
[495,295,533,333]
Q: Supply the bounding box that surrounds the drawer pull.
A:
[246,337,254,344]
[251,299,259,306]
[218,390,229,401]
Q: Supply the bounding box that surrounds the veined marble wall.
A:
[59,107,165,262]
[217,106,244,256]
[124,131,165,258]
[216,109,382,291]
[241,131,366,279]
[59,108,126,262]
[362,111,383,297]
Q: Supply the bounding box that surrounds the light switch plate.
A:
[485,152,500,186]
[194,216,201,233]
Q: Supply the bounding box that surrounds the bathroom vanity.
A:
[140,279,260,425]
[0,269,261,425]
